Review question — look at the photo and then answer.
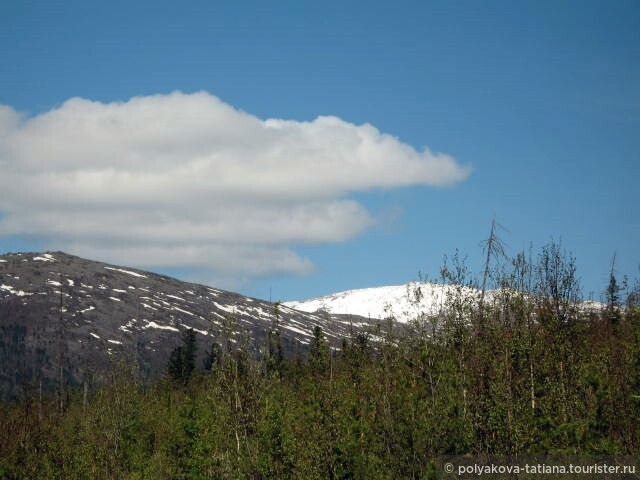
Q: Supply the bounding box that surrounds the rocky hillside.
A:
[0,251,376,400]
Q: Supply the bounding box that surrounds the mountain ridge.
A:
[284,281,605,322]
[284,282,478,323]
[0,251,378,400]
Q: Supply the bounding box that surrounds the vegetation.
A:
[1,241,639,479]
[168,329,198,386]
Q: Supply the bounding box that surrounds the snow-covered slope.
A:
[285,282,605,324]
[284,282,479,323]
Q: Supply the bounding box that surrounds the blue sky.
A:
[1,0,638,302]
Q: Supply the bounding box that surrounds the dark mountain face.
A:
[0,252,375,400]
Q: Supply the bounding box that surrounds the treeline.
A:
[1,242,639,479]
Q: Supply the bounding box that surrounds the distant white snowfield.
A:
[284,282,604,324]
[283,282,480,324]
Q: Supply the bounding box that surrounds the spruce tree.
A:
[168,328,197,385]
[309,325,329,374]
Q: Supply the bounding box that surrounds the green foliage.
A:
[1,245,639,478]
[309,325,330,375]
[168,328,197,385]
[265,302,284,377]
[203,341,222,371]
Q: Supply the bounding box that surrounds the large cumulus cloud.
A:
[0,91,470,287]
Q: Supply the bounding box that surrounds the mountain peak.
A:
[284,282,470,323]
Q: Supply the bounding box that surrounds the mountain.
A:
[0,251,376,401]
[284,282,476,323]
[285,282,605,323]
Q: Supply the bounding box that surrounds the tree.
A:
[535,240,580,323]
[168,329,197,385]
[309,325,329,374]
[203,342,223,371]
[478,219,507,324]
[265,302,284,376]
[606,253,622,323]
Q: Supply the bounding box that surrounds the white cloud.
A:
[0,91,470,287]
[0,105,24,136]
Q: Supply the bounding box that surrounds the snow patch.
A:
[109,296,121,302]
[89,332,100,339]
[282,324,313,337]
[173,306,195,316]
[212,301,236,314]
[119,318,138,332]
[142,320,179,332]
[33,254,56,262]
[180,324,208,335]
[1,284,31,296]
[165,294,186,302]
[249,306,273,318]
[104,266,147,278]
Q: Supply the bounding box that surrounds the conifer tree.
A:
[309,325,329,374]
[168,328,197,385]
[203,341,223,371]
[266,302,284,376]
